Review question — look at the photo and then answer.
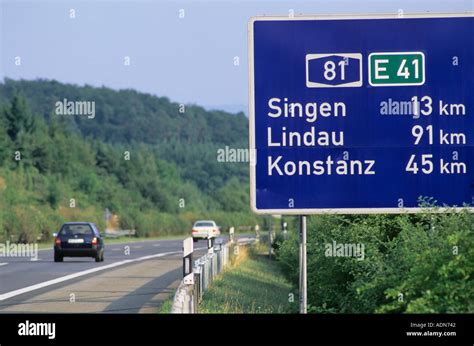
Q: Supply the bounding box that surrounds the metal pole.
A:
[299,215,307,314]
[268,217,272,256]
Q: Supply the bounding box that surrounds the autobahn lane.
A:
[0,236,228,313]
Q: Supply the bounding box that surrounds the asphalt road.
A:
[0,236,238,313]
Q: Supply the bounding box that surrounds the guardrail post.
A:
[183,237,194,285]
[193,272,199,313]
[213,253,218,278]
[214,241,221,273]
[199,262,204,300]
[207,236,215,255]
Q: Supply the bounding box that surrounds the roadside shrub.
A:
[275,209,474,313]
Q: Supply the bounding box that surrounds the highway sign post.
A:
[248,13,473,314]
[299,215,307,313]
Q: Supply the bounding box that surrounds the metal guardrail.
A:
[171,240,236,313]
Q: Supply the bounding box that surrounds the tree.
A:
[0,111,12,165]
[4,94,36,142]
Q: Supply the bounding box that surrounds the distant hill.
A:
[0,78,248,146]
[0,78,256,243]
[203,104,248,116]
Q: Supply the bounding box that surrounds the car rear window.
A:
[194,222,214,227]
[60,224,94,236]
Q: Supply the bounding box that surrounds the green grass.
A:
[158,296,174,313]
[199,249,297,313]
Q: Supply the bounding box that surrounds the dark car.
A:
[54,222,105,262]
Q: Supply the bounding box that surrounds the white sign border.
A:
[248,12,474,215]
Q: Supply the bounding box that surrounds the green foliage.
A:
[46,181,61,209]
[212,177,249,212]
[4,93,36,142]
[1,78,249,193]
[275,210,473,313]
[0,79,259,243]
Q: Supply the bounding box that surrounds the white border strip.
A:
[248,12,474,215]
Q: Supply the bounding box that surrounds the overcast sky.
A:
[1,0,472,112]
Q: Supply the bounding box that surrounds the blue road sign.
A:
[248,14,474,214]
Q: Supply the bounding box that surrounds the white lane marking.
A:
[132,246,143,249]
[0,250,180,301]
[152,244,160,247]
[0,263,8,267]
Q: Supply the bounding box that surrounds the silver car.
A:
[191,220,220,242]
